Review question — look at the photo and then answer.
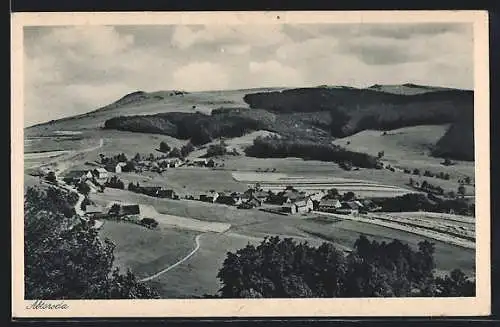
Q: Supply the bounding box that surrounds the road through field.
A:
[138,234,202,283]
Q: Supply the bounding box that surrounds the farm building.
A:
[192,158,208,167]
[63,170,90,185]
[121,204,140,215]
[217,192,243,206]
[105,162,127,173]
[246,197,263,208]
[335,201,363,215]
[140,186,162,197]
[309,191,326,202]
[140,218,159,229]
[92,168,109,180]
[282,203,297,214]
[158,189,179,199]
[318,199,342,212]
[361,199,380,212]
[200,191,219,203]
[168,159,183,168]
[85,204,105,218]
[294,197,314,213]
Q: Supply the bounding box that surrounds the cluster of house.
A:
[196,186,381,215]
[130,185,180,200]
[105,157,216,174]
[63,167,110,189]
[84,203,140,219]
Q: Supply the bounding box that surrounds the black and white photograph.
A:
[12,11,490,317]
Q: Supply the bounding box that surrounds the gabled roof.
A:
[319,198,341,207]
[294,199,309,207]
[86,204,104,213]
[343,201,361,210]
[94,167,108,173]
[64,170,87,179]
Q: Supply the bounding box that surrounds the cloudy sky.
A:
[23,23,473,126]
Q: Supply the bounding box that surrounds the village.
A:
[34,147,388,233]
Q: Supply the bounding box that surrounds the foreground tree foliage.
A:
[217,235,474,298]
[24,187,159,299]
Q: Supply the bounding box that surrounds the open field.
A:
[232,171,418,197]
[332,125,475,182]
[313,211,474,249]
[115,168,248,197]
[221,156,474,196]
[98,221,198,278]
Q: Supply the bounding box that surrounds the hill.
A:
[25,84,474,162]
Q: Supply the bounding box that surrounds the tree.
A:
[442,158,453,166]
[326,188,340,199]
[105,176,125,189]
[343,191,356,201]
[457,185,466,197]
[77,181,91,196]
[159,141,171,153]
[181,142,195,157]
[45,171,57,184]
[122,161,135,173]
[206,143,227,157]
[215,235,471,299]
[24,187,159,299]
[133,153,141,162]
[413,168,421,176]
[408,178,414,186]
[435,269,475,297]
[117,153,128,162]
[377,151,385,159]
[109,203,121,216]
[169,147,181,158]
[464,176,472,185]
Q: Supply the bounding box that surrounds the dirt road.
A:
[138,234,202,283]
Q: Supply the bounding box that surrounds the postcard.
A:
[11,10,490,318]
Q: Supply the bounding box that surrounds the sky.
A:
[23,23,473,127]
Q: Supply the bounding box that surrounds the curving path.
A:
[138,234,202,283]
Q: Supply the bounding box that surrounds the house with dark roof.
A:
[140,186,162,197]
[92,168,109,180]
[246,197,263,208]
[158,189,179,199]
[335,201,363,215]
[216,192,243,206]
[63,170,89,185]
[200,190,219,203]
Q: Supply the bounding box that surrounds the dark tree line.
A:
[371,193,474,216]
[245,135,380,169]
[215,235,474,298]
[24,187,158,299]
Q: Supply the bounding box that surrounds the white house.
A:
[115,162,127,173]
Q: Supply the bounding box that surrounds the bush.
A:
[77,181,91,196]
[206,143,227,157]
[169,147,181,158]
[159,141,171,153]
[45,171,57,184]
[105,176,125,190]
